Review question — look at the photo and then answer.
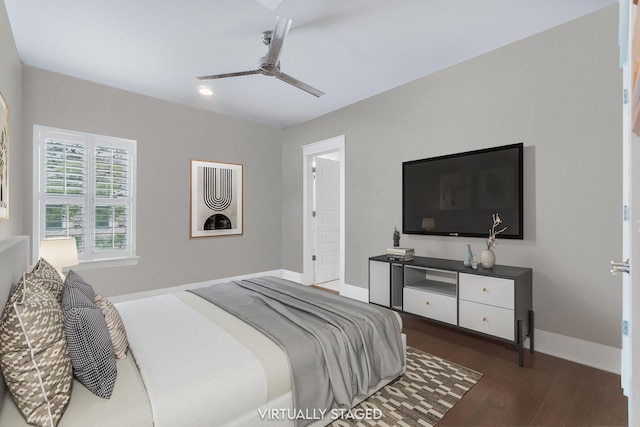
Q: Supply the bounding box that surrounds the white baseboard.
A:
[337,281,621,374]
[111,270,621,375]
[279,270,304,283]
[530,329,621,374]
[339,282,368,302]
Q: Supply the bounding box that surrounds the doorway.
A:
[302,136,345,293]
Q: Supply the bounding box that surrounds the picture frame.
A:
[190,159,243,238]
[0,91,8,220]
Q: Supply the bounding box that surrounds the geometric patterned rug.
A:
[330,347,483,427]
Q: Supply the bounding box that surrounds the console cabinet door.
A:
[369,260,390,306]
[459,273,514,309]
[459,300,515,340]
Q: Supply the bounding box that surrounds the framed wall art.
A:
[190,160,243,237]
[0,91,8,220]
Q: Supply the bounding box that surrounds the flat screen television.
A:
[402,143,523,239]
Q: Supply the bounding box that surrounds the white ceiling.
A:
[4,0,616,129]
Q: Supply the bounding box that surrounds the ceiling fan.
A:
[197,17,325,97]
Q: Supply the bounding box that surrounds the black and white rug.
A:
[330,347,482,427]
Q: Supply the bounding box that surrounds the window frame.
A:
[33,125,138,268]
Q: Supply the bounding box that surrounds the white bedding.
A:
[116,293,273,427]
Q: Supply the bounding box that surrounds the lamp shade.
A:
[40,237,79,273]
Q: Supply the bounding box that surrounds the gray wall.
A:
[1,0,624,350]
[0,0,24,241]
[282,6,622,349]
[22,67,283,297]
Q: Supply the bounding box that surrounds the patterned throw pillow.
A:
[61,271,117,399]
[94,293,129,359]
[26,258,65,301]
[0,271,73,427]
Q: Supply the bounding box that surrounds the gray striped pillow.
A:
[94,293,129,359]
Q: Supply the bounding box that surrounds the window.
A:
[34,125,137,265]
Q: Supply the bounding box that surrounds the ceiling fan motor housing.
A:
[259,56,280,75]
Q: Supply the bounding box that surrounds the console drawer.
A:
[403,287,457,325]
[459,300,514,340]
[459,273,514,309]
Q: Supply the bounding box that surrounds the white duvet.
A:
[116,294,269,427]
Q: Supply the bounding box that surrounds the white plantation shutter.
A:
[45,140,86,196]
[94,145,131,252]
[43,139,87,253]
[36,126,136,263]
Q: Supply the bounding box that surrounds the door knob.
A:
[610,259,630,275]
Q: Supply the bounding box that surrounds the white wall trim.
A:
[111,269,622,375]
[530,329,621,374]
[340,282,369,302]
[302,136,345,157]
[280,269,304,283]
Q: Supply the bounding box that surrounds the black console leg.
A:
[517,319,524,367]
[529,310,535,354]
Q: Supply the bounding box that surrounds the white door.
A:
[618,3,637,423]
[313,157,340,284]
[623,133,640,426]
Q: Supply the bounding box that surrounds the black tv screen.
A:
[402,143,523,239]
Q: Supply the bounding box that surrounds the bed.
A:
[0,236,405,427]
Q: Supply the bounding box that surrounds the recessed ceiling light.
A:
[199,87,213,96]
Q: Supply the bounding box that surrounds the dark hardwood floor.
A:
[401,313,628,427]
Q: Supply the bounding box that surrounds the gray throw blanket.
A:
[189,276,404,426]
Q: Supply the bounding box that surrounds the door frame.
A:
[302,135,345,288]
[619,1,637,423]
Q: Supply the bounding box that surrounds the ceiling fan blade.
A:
[276,72,324,97]
[265,16,292,66]
[197,70,260,80]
